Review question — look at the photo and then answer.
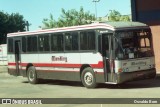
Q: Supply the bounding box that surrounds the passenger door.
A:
[14,39,22,76]
[101,33,114,82]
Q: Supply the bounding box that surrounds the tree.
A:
[42,14,56,29]
[42,7,96,29]
[120,15,131,21]
[108,10,121,21]
[108,10,131,21]
[0,11,27,44]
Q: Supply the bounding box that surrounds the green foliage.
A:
[42,7,96,29]
[0,11,26,44]
[42,8,130,29]
[42,14,56,28]
[108,10,131,22]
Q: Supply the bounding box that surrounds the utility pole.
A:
[25,21,29,31]
[92,0,100,19]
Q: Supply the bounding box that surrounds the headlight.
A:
[123,68,129,72]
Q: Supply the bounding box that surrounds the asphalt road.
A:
[0,66,160,107]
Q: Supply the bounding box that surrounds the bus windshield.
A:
[115,29,154,59]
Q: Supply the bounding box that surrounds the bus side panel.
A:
[36,53,81,81]
[8,69,17,76]
[8,68,26,77]
[94,70,105,83]
[64,53,81,81]
[80,52,105,83]
[37,70,81,81]
[8,54,16,76]
[36,68,105,82]
[21,54,39,76]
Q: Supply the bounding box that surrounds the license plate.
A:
[137,73,144,77]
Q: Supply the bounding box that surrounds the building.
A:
[131,0,160,71]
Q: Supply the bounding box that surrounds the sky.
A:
[0,0,131,31]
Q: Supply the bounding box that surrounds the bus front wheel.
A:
[27,66,39,84]
[81,67,97,88]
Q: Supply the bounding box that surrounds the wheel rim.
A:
[84,72,93,85]
[28,69,35,82]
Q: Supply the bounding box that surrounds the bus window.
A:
[65,33,72,51]
[80,31,95,50]
[80,32,87,50]
[22,37,26,53]
[38,35,50,52]
[140,37,150,48]
[27,36,38,52]
[88,31,96,50]
[51,33,64,51]
[116,30,153,59]
[65,32,78,51]
[102,34,109,57]
[140,38,145,47]
[72,32,79,50]
[8,38,13,53]
[145,38,150,47]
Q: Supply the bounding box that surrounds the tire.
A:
[27,66,39,84]
[81,67,97,88]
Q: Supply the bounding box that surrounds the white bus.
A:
[0,44,7,65]
[7,22,156,88]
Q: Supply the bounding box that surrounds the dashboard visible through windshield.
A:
[115,29,153,59]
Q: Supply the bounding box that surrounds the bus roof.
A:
[105,21,148,28]
[7,21,149,37]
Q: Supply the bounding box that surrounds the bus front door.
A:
[102,34,115,83]
[14,40,21,76]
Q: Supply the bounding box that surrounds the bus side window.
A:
[65,33,72,51]
[22,37,26,53]
[80,31,95,50]
[51,33,64,51]
[65,32,78,51]
[8,38,14,53]
[38,35,50,52]
[72,32,78,50]
[80,32,87,50]
[27,36,38,52]
[88,31,96,50]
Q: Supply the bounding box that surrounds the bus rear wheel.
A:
[81,67,97,88]
[27,66,39,84]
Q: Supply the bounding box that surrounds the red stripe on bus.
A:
[8,61,103,68]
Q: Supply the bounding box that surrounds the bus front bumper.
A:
[116,68,156,84]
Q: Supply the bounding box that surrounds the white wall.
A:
[0,44,7,65]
